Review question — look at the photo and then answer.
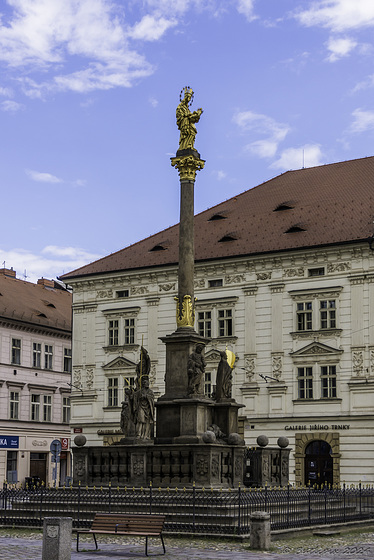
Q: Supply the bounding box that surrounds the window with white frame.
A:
[321,365,337,398]
[204,371,212,397]
[62,397,70,423]
[195,299,237,340]
[108,320,119,346]
[197,311,212,338]
[218,309,233,337]
[33,343,41,368]
[43,395,52,422]
[44,345,53,369]
[290,288,342,334]
[63,348,72,373]
[10,391,19,419]
[11,338,21,365]
[320,300,336,329]
[124,318,135,345]
[297,302,313,331]
[297,367,313,399]
[108,377,119,407]
[31,394,40,421]
[103,307,140,349]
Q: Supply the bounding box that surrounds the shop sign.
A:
[0,436,19,448]
[60,437,69,450]
[284,424,350,431]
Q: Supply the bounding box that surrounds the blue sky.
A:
[1,0,374,282]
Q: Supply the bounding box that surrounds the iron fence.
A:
[1,482,374,536]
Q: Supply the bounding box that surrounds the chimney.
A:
[0,267,16,278]
[37,278,55,288]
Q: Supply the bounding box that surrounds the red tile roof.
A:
[0,275,72,332]
[61,156,374,280]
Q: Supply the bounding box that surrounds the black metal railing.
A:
[1,482,374,535]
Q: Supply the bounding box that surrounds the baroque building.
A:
[0,269,72,486]
[62,155,374,486]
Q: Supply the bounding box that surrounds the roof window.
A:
[36,312,47,318]
[218,232,237,242]
[285,224,306,233]
[274,201,295,211]
[43,301,56,308]
[209,212,227,221]
[150,243,167,252]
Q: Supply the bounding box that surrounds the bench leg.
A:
[161,534,166,555]
[76,532,98,553]
[145,535,148,556]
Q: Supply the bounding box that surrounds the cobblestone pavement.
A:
[1,531,374,560]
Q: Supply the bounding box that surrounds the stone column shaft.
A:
[178,179,195,304]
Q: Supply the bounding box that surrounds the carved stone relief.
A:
[244,354,256,382]
[225,274,245,285]
[86,368,94,390]
[352,351,364,376]
[159,283,176,292]
[284,268,305,278]
[272,354,283,380]
[256,272,272,281]
[327,262,351,273]
[131,286,149,295]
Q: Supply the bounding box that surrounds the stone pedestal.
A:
[213,401,244,437]
[156,397,214,443]
[42,517,72,560]
[158,329,209,400]
[249,511,271,550]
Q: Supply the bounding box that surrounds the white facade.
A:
[0,278,72,486]
[68,240,374,486]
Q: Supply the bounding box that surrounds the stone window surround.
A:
[294,431,340,486]
[195,296,238,341]
[289,286,343,337]
[102,306,140,349]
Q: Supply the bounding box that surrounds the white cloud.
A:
[0,245,101,284]
[326,36,357,61]
[212,170,227,181]
[271,144,324,171]
[128,14,177,41]
[149,96,158,107]
[0,0,154,95]
[233,110,290,158]
[26,169,63,183]
[349,108,374,133]
[295,0,374,33]
[1,99,24,112]
[0,86,13,96]
[237,0,256,22]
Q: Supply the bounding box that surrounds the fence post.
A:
[287,482,290,528]
[77,482,81,527]
[238,483,241,535]
[39,483,44,525]
[149,481,152,515]
[308,483,311,525]
[359,481,362,518]
[2,482,7,523]
[108,481,111,514]
[343,482,346,523]
[324,484,327,524]
[192,481,196,534]
[264,483,268,512]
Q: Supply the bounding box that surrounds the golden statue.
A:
[176,87,203,151]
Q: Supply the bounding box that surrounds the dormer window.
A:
[150,243,167,252]
[209,212,227,221]
[274,201,295,212]
[219,232,237,242]
[285,224,306,233]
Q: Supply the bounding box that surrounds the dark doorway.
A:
[305,440,333,486]
[30,452,47,484]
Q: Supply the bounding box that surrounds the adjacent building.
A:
[0,269,72,486]
[62,155,374,486]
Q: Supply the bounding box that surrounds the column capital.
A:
[171,153,205,181]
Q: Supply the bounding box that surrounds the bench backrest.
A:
[91,513,165,534]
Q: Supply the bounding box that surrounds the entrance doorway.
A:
[30,452,47,484]
[305,440,333,486]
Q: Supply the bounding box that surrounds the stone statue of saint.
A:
[187,343,206,397]
[135,346,151,390]
[176,87,203,151]
[132,376,155,439]
[120,387,135,437]
[215,350,233,401]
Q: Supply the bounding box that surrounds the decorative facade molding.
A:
[327,262,351,273]
[225,274,245,285]
[244,354,256,382]
[159,283,175,292]
[256,272,272,281]
[284,268,305,278]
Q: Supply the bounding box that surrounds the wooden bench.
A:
[76,513,166,556]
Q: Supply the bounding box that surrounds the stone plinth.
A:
[213,401,244,438]
[72,441,244,488]
[249,511,271,550]
[156,397,214,443]
[246,446,291,487]
[158,329,209,400]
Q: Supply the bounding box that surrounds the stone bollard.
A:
[42,517,72,560]
[249,511,271,550]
